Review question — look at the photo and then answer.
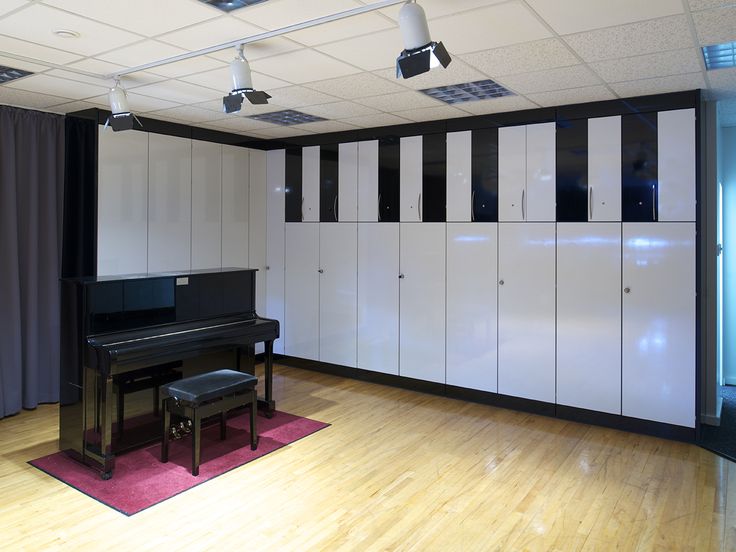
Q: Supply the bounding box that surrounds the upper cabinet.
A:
[285,148,302,222]
[320,144,339,222]
[621,112,658,222]
[378,137,400,222]
[588,115,621,222]
[658,108,696,222]
[472,128,498,222]
[400,135,422,222]
[222,144,250,268]
[422,133,446,222]
[302,145,320,222]
[357,140,378,222]
[556,118,588,223]
[191,140,222,270]
[338,142,358,222]
[446,130,471,222]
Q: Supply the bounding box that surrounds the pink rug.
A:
[30,411,328,515]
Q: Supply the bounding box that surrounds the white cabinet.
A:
[221,145,249,269]
[319,223,357,367]
[358,223,399,375]
[302,145,320,222]
[622,222,695,427]
[658,108,696,222]
[266,149,286,354]
[557,223,621,414]
[525,122,556,222]
[357,140,378,222]
[498,223,556,402]
[97,129,148,276]
[147,134,192,273]
[399,223,446,383]
[191,140,222,270]
[285,223,319,360]
[498,126,526,222]
[248,149,266,354]
[400,136,423,222]
[446,223,497,392]
[588,116,621,221]
[339,142,358,222]
[446,131,472,222]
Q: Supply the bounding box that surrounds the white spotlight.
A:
[396,1,451,79]
[223,45,271,114]
[105,81,140,131]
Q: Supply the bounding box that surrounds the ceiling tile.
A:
[304,72,405,100]
[497,65,601,94]
[373,58,491,91]
[339,112,413,128]
[97,40,186,68]
[393,105,469,122]
[47,100,100,114]
[429,2,551,54]
[0,87,72,110]
[203,117,277,132]
[525,85,616,107]
[610,72,706,97]
[0,4,142,56]
[705,67,736,99]
[4,73,109,99]
[0,1,26,18]
[460,38,579,78]
[589,48,703,83]
[0,54,47,73]
[295,120,360,134]
[456,95,539,115]
[564,15,694,62]
[66,57,125,75]
[300,101,379,119]
[692,7,736,45]
[133,80,221,104]
[233,0,361,30]
[288,12,395,46]
[146,56,228,79]
[314,28,403,72]
[0,34,83,65]
[250,49,360,84]
[206,37,303,64]
[247,126,315,139]
[255,85,341,107]
[43,0,220,37]
[356,90,442,111]
[525,0,683,35]
[688,0,733,10]
[43,69,112,89]
[378,0,507,21]
[87,92,181,112]
[157,16,264,51]
[180,66,290,93]
[149,105,229,124]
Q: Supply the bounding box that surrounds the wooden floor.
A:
[2,363,735,551]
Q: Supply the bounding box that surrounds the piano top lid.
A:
[61,267,257,284]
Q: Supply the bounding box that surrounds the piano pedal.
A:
[178,420,192,436]
[169,425,182,440]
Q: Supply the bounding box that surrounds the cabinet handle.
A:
[265,265,270,270]
[521,189,526,221]
[499,279,504,286]
[378,193,382,222]
[588,185,593,220]
[318,269,324,274]
[301,196,304,222]
[652,184,656,221]
[471,190,475,222]
[333,196,338,222]
[624,287,630,294]
[418,192,422,221]
[398,273,405,279]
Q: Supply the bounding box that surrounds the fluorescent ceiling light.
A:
[396,1,451,79]
[702,42,736,70]
[248,109,326,126]
[0,65,33,84]
[198,0,268,13]
[420,79,514,104]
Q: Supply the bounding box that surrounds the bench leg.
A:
[192,408,201,476]
[220,410,227,440]
[161,399,170,463]
[250,389,258,451]
[117,386,124,436]
[153,386,159,417]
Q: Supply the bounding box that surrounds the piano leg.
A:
[262,340,275,418]
[100,374,115,479]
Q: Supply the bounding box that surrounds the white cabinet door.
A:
[357,140,378,222]
[498,223,556,402]
[446,131,472,222]
[302,145,320,222]
[191,140,222,270]
[266,149,285,354]
[339,142,358,222]
[97,129,148,276]
[285,223,319,360]
[526,122,556,222]
[658,109,696,222]
[557,223,621,414]
[446,223,497,392]
[148,134,192,273]
[399,223,446,383]
[248,149,266,354]
[400,136,423,222]
[358,223,399,375]
[588,116,621,221]
[498,126,526,222]
[622,222,695,427]
[319,223,357,367]
[222,145,250,269]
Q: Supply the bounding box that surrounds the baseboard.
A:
[724,377,736,386]
[700,394,723,427]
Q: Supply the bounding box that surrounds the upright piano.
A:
[60,268,279,479]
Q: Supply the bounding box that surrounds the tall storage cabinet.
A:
[285,223,319,361]
[221,144,250,269]
[266,150,286,354]
[191,140,222,270]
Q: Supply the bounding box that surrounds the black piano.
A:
[59,268,279,479]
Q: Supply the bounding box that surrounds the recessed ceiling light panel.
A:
[248,109,325,126]
[198,0,268,13]
[0,66,33,85]
[419,79,515,104]
[703,42,736,70]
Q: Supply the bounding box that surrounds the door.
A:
[588,116,621,221]
[526,122,556,222]
[400,136,422,222]
[302,145,320,222]
[498,125,526,221]
[339,142,358,222]
[285,223,319,360]
[658,108,696,222]
[446,131,472,222]
[357,140,378,222]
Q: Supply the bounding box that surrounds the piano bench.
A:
[160,369,259,476]
[113,362,183,436]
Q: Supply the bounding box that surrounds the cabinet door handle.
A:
[588,185,593,220]
[471,190,475,222]
[378,193,382,222]
[301,196,304,222]
[398,273,405,279]
[418,192,422,221]
[652,184,656,221]
[318,269,324,274]
[265,265,270,270]
[499,279,504,286]
[521,189,526,220]
[624,287,630,294]
[333,196,338,222]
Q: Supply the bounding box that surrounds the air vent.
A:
[198,0,268,13]
[0,66,33,85]
[419,79,514,104]
[248,109,326,126]
[702,42,736,70]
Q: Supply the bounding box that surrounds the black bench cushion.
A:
[161,369,258,405]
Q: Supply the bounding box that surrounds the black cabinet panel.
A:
[622,113,658,222]
[471,128,498,222]
[378,136,400,222]
[285,148,303,222]
[556,118,588,222]
[422,133,446,222]
[320,144,339,222]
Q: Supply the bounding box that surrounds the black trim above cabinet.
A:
[622,112,658,222]
[285,147,303,222]
[378,136,400,222]
[471,127,498,222]
[556,117,588,222]
[320,144,339,222]
[422,133,447,222]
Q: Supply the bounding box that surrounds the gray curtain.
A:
[0,105,65,418]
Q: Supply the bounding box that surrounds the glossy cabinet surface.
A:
[446,130,472,222]
[302,145,320,222]
[266,149,286,354]
[339,142,358,222]
[400,135,423,221]
[526,122,556,222]
[248,149,266,354]
[588,115,621,221]
[357,223,399,375]
[222,144,250,269]
[658,108,696,222]
[446,223,498,392]
[97,129,148,276]
[622,112,658,222]
[378,137,400,222]
[284,148,302,223]
[471,127,498,222]
[498,222,556,402]
[191,140,222,270]
[399,223,446,383]
[320,144,339,222]
[319,223,358,367]
[422,133,446,222]
[358,140,378,222]
[555,118,587,222]
[498,125,526,222]
[285,223,319,360]
[622,222,695,427]
[557,222,621,414]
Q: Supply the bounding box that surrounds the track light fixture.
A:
[396,0,451,79]
[105,80,141,131]
[223,45,271,114]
